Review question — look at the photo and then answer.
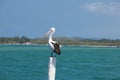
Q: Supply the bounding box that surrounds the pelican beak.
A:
[45,30,52,37]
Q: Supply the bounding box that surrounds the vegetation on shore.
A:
[0,36,120,46]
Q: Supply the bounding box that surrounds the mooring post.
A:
[48,57,56,80]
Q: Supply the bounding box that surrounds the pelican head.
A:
[50,27,55,33]
[46,27,56,36]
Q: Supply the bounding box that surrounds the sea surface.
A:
[0,45,120,80]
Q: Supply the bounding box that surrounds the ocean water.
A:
[0,45,120,80]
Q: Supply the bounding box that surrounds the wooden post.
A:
[48,57,56,80]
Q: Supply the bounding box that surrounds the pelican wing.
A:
[51,42,61,55]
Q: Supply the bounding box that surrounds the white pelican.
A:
[46,27,61,57]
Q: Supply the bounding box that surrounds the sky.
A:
[0,0,120,39]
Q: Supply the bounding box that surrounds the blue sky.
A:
[0,0,120,39]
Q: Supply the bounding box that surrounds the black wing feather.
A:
[52,42,61,55]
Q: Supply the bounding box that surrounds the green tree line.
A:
[0,36,30,44]
[0,36,120,46]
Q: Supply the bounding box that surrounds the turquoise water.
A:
[0,45,120,80]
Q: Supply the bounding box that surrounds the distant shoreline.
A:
[63,45,119,48]
[0,43,119,48]
[0,36,120,47]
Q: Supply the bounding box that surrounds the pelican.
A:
[46,27,61,57]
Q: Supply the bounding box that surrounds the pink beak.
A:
[45,30,52,37]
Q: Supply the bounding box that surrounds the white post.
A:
[48,57,56,80]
